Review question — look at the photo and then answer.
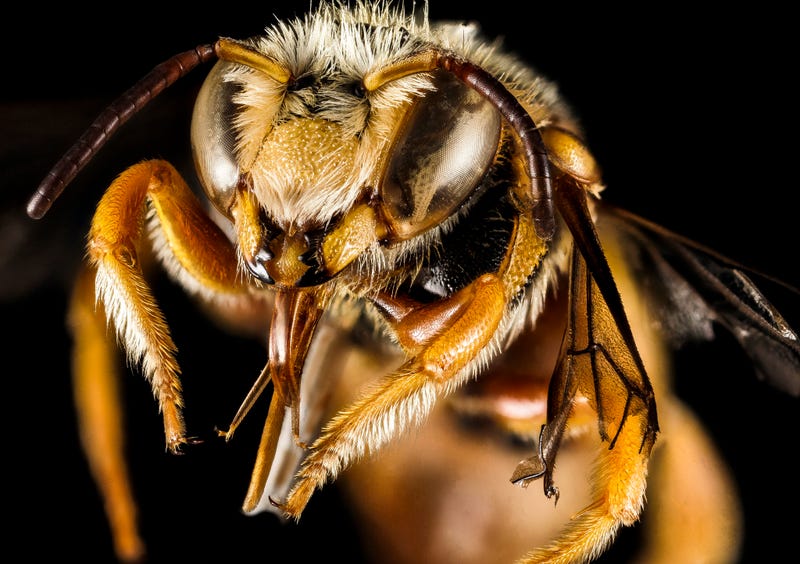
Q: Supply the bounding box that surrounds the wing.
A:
[599,204,800,397]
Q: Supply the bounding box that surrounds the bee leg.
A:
[518,376,740,564]
[514,208,663,562]
[69,264,145,563]
[88,159,245,452]
[281,273,508,518]
[511,401,651,564]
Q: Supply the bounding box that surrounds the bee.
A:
[23,1,798,562]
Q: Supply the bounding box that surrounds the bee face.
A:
[192,16,523,290]
[21,1,798,563]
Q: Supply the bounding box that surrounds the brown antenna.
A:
[27,44,218,219]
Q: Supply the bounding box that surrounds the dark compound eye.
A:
[191,61,242,218]
[379,71,501,241]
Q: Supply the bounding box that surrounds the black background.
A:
[2,1,797,562]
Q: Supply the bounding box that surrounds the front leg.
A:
[282,273,508,517]
[87,159,246,451]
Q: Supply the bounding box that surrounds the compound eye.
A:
[191,61,241,217]
[381,71,501,240]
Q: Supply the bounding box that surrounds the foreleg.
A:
[282,273,508,517]
[87,158,246,450]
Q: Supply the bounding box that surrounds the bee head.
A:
[192,27,506,289]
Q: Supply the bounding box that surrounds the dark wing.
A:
[599,204,800,397]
